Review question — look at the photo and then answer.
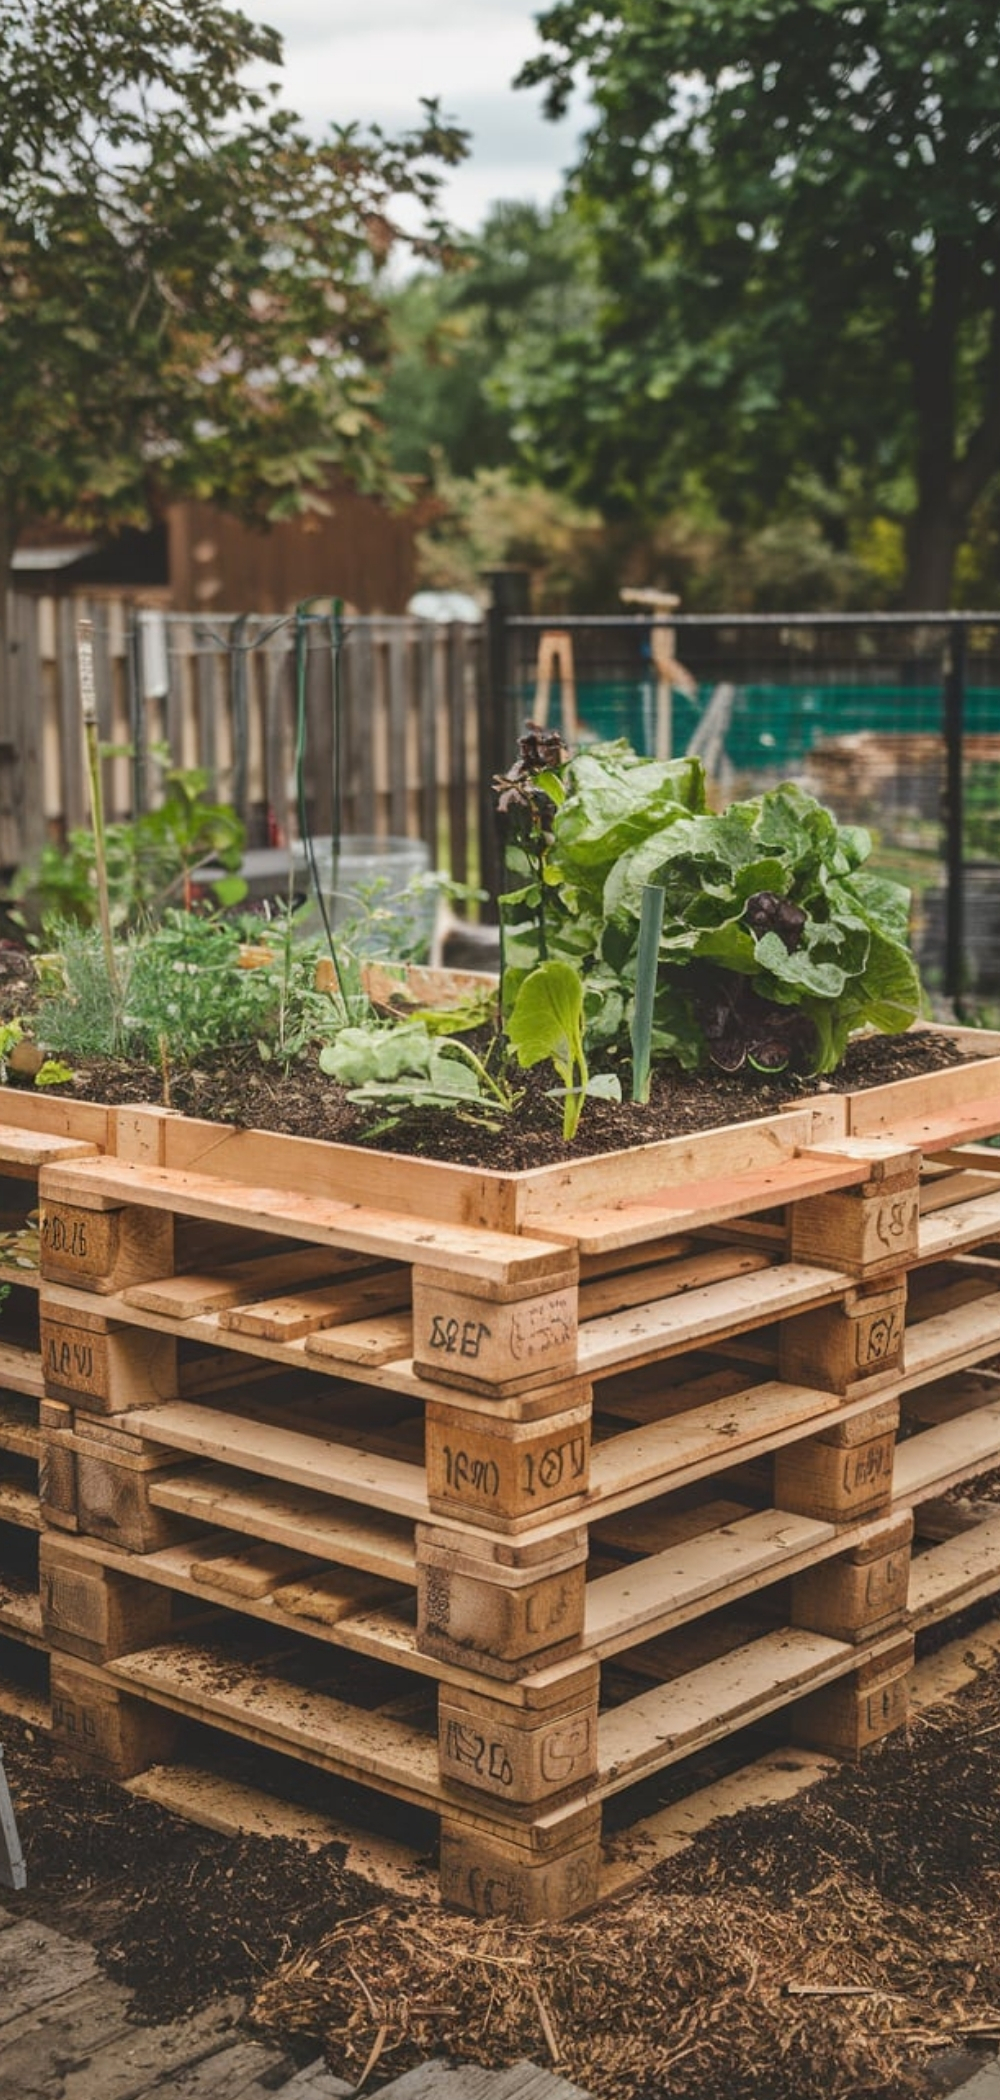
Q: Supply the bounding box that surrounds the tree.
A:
[0,0,466,597]
[380,200,596,480]
[519,0,1000,607]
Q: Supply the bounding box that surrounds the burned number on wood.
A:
[428,1313,492,1360]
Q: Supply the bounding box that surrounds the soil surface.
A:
[0,922,978,1168]
[5,1628,1000,2100]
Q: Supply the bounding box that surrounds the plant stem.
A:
[76,618,120,998]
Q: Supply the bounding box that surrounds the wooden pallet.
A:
[5,1033,1000,1917]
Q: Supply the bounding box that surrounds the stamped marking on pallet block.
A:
[791,1512,914,1642]
[40,1308,178,1411]
[775,1420,897,1524]
[425,1398,590,1530]
[791,1633,914,1756]
[439,1668,599,1804]
[39,1199,175,1294]
[779,1279,906,1396]
[412,1267,578,1395]
[417,1532,588,1678]
[40,1534,174,1661]
[439,1808,601,1922]
[789,1165,920,1280]
[50,1655,179,1776]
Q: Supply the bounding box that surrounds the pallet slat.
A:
[39,1157,571,1286]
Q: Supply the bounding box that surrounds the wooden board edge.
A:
[124,1764,435,1901]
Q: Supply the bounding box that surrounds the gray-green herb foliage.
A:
[36,914,298,1063]
[502,741,922,1077]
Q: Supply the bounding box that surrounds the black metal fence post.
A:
[943,618,967,1013]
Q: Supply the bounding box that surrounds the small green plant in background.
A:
[10,752,247,937]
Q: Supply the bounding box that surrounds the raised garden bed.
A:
[2,1023,1000,1923]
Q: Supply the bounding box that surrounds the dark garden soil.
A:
[0,918,980,1168]
[5,1630,1000,2100]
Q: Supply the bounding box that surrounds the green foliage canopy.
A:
[519,0,1000,606]
[0,1,466,580]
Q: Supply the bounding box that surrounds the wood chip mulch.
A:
[6,1641,1000,2099]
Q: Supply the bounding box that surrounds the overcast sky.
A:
[240,0,585,231]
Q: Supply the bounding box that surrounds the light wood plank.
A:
[902,1291,1000,1390]
[39,1155,570,1285]
[107,1638,442,1807]
[578,1263,847,1376]
[221,1267,408,1341]
[919,1188,1000,1261]
[0,1578,43,1643]
[0,1339,43,1399]
[514,1105,845,1227]
[577,1246,771,1320]
[0,1477,40,1528]
[893,1405,1000,1504]
[584,1508,835,1655]
[0,1122,99,1168]
[123,1246,361,1317]
[127,1400,429,1520]
[596,1626,856,1793]
[588,1379,844,1507]
[0,1391,40,1459]
[149,1466,417,1580]
[919,1169,999,1214]
[909,1514,1000,1626]
[305,1311,414,1367]
[533,1153,871,1255]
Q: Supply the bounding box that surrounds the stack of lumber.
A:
[1,1037,1000,1917]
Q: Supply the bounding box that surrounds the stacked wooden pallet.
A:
[0,1109,108,1711]
[4,1038,1000,1918]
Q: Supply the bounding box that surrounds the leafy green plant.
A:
[318,1020,518,1129]
[507,958,621,1141]
[499,737,923,1091]
[13,757,247,936]
[35,914,284,1064]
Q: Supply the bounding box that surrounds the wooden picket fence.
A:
[0,595,488,890]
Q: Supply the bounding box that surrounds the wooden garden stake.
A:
[631,882,665,1102]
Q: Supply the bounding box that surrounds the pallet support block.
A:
[39,1195,175,1295]
[438,1663,600,1805]
[779,1278,907,1396]
[439,1802,601,1922]
[789,1144,920,1279]
[412,1263,579,1397]
[40,1303,179,1412]
[774,1400,898,1523]
[416,1521,588,1676]
[38,1398,77,1532]
[791,1633,914,1757]
[425,1392,591,1531]
[40,1535,173,1662]
[69,1417,189,1553]
[791,1511,914,1641]
[50,1655,179,1776]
